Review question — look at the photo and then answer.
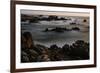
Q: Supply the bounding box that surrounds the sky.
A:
[21,10,90,17]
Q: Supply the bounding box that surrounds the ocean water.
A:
[21,20,89,47]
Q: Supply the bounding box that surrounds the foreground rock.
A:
[21,32,89,62]
[21,32,50,62]
[69,40,89,60]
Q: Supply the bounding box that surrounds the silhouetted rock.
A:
[21,32,40,62]
[49,49,64,61]
[49,45,64,61]
[62,44,70,55]
[44,28,49,32]
[72,27,80,31]
[43,27,69,32]
[50,44,58,50]
[70,40,89,59]
[51,27,66,32]
[70,22,76,25]
[33,44,50,62]
[21,32,34,49]
[83,19,87,22]
[21,51,30,62]
[37,54,50,62]
[21,32,89,63]
[21,48,40,62]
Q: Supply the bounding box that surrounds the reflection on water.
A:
[21,21,89,47]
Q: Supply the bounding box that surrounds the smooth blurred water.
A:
[21,20,89,47]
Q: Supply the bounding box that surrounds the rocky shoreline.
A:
[21,32,89,63]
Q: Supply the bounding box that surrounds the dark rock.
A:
[21,51,30,62]
[21,32,40,62]
[51,27,65,32]
[69,40,89,59]
[33,44,50,62]
[35,44,49,55]
[62,44,70,55]
[43,27,71,32]
[70,22,76,25]
[21,48,40,62]
[44,28,49,32]
[21,32,89,62]
[83,19,87,22]
[72,27,80,31]
[21,32,34,49]
[49,44,59,50]
[49,45,64,61]
[37,54,50,62]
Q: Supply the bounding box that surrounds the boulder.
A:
[21,51,30,62]
[70,40,89,59]
[62,44,70,55]
[21,32,34,49]
[72,27,80,31]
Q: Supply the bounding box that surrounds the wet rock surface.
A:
[21,32,89,63]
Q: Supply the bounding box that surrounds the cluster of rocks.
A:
[21,32,89,63]
[43,27,80,33]
[21,14,71,22]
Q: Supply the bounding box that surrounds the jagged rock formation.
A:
[21,32,89,63]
